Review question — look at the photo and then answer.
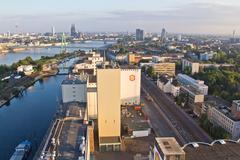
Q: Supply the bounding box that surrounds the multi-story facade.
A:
[97,69,121,152]
[180,85,204,107]
[136,29,144,41]
[120,68,141,105]
[61,78,87,103]
[181,59,199,74]
[153,137,185,160]
[70,24,77,37]
[73,52,104,75]
[208,100,240,140]
[153,63,176,76]
[177,74,208,95]
[87,76,98,119]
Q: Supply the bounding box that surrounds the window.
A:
[175,155,180,160]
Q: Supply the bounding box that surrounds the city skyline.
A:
[0,0,240,35]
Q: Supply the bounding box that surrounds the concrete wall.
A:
[62,83,87,103]
[97,69,121,139]
[87,90,97,119]
[120,69,141,105]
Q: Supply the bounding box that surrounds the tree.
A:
[183,66,192,75]
[146,66,154,77]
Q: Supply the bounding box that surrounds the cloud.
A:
[0,1,239,34]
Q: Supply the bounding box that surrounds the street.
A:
[141,74,212,145]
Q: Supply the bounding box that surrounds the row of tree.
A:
[193,67,240,102]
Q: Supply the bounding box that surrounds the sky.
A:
[0,0,240,35]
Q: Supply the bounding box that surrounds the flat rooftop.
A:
[156,137,185,155]
[99,137,121,145]
[62,78,86,85]
[88,75,97,83]
[121,106,150,132]
[205,96,237,121]
[120,65,140,69]
[184,141,240,160]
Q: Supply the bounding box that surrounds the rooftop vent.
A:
[192,143,199,148]
[219,140,226,145]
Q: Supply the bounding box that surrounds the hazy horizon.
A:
[0,0,240,35]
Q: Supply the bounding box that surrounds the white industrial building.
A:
[120,68,141,105]
[61,78,87,103]
[87,76,98,119]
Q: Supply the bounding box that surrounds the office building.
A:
[61,78,87,103]
[51,26,55,36]
[153,63,176,76]
[177,74,208,95]
[181,59,199,74]
[161,28,167,42]
[97,69,121,152]
[153,137,185,160]
[180,85,204,105]
[136,29,144,41]
[208,100,240,140]
[177,34,182,41]
[71,24,77,37]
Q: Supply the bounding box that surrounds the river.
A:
[0,40,115,159]
[0,41,115,65]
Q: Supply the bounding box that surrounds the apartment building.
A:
[208,100,240,140]
[153,63,176,76]
[181,59,199,74]
[177,74,208,95]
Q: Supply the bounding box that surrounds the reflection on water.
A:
[0,41,115,65]
[0,75,66,160]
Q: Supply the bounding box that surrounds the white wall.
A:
[87,90,98,119]
[62,83,87,103]
[132,129,150,138]
[120,69,141,105]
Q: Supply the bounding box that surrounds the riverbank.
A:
[0,69,59,107]
[0,51,80,107]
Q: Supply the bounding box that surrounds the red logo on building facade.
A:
[129,75,135,81]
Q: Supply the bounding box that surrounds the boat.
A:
[10,140,31,160]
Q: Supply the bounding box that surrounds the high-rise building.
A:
[97,69,121,152]
[136,29,144,41]
[161,28,167,42]
[177,34,182,41]
[71,24,77,37]
[51,26,55,36]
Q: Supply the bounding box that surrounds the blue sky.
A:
[0,0,240,34]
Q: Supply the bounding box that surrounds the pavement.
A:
[141,74,212,145]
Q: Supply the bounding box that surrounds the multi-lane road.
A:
[141,74,212,145]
